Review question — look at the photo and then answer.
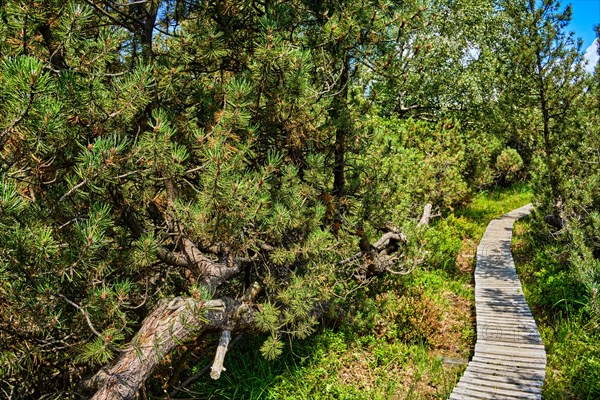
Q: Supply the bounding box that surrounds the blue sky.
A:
[568,0,600,71]
[569,0,599,47]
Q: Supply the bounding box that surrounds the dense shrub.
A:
[495,147,524,183]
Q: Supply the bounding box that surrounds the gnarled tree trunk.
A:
[88,297,254,400]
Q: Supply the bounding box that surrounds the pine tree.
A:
[498,0,587,218]
[499,0,599,327]
[0,1,453,397]
[4,0,561,396]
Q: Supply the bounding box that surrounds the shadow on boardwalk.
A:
[449,204,546,400]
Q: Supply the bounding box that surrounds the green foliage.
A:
[351,116,469,229]
[495,147,524,183]
[184,185,534,398]
[0,0,596,397]
[514,219,600,399]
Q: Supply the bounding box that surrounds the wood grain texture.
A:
[449,204,546,399]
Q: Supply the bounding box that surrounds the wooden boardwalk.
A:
[449,204,546,400]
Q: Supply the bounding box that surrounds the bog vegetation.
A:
[0,0,597,399]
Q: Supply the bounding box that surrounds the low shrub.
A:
[495,147,524,184]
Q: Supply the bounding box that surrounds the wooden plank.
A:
[452,386,520,400]
[474,349,544,362]
[475,312,537,322]
[476,323,539,332]
[476,308,531,313]
[476,306,532,312]
[475,313,537,321]
[474,353,545,365]
[475,310,534,317]
[476,308,532,314]
[465,363,545,382]
[476,315,534,323]
[471,357,545,370]
[476,315,537,323]
[475,332,542,343]
[474,343,545,357]
[476,300,530,307]
[475,290,525,296]
[477,320,539,337]
[449,392,478,400]
[476,326,539,335]
[476,340,545,350]
[453,382,538,399]
[476,299,529,305]
[475,334,543,346]
[475,317,538,326]
[459,374,541,393]
[476,289,525,293]
[475,281,522,286]
[463,366,544,385]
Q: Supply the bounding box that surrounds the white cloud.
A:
[583,40,599,73]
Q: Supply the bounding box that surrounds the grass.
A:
[455,182,533,237]
[178,183,533,399]
[512,218,600,399]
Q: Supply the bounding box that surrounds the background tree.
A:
[498,0,587,218]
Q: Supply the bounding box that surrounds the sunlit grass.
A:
[513,218,600,399]
[456,182,532,237]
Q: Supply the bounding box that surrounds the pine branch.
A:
[57,293,124,353]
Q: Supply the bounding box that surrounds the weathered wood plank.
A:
[449,204,546,399]
[453,382,538,399]
[448,392,476,400]
[465,363,545,382]
[474,344,545,358]
[463,368,544,386]
[475,317,539,326]
[474,354,545,374]
[475,297,528,303]
[475,351,545,361]
[476,340,546,350]
[458,374,541,393]
[475,310,534,318]
[475,333,543,345]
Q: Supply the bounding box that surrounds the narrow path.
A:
[449,204,546,400]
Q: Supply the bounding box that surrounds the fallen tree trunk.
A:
[87,297,255,400]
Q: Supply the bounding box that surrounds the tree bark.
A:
[88,297,254,400]
[332,53,350,198]
[38,23,68,71]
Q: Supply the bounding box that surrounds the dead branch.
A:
[418,203,433,227]
[57,293,124,354]
[210,330,231,380]
[167,335,244,398]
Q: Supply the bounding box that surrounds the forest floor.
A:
[177,184,532,399]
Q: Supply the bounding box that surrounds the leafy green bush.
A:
[495,147,524,184]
